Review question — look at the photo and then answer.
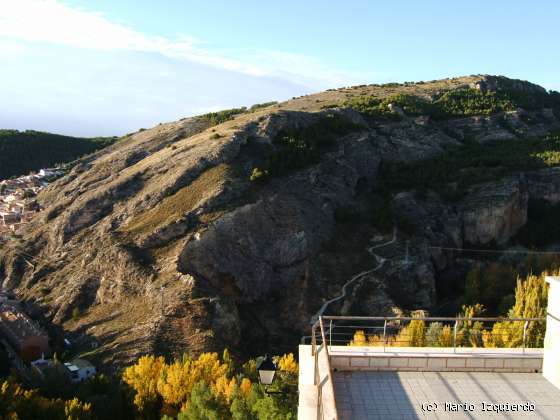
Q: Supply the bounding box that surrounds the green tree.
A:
[425,322,444,347]
[464,266,481,304]
[483,273,549,348]
[0,129,116,179]
[180,381,225,420]
[247,385,296,420]
[407,319,426,347]
[458,304,485,347]
[230,389,255,420]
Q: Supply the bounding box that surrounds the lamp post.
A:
[257,354,288,395]
[257,354,277,386]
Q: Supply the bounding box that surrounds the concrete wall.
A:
[544,276,560,389]
[330,351,542,373]
[298,344,338,420]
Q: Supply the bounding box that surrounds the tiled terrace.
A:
[299,277,560,419]
[334,371,560,419]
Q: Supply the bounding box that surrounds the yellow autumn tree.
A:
[438,325,454,347]
[195,352,230,388]
[239,378,252,398]
[65,397,93,419]
[407,319,426,347]
[123,355,165,413]
[458,304,485,347]
[278,353,298,375]
[483,273,549,348]
[157,359,197,409]
[392,317,426,347]
[155,352,232,413]
[122,351,298,418]
[214,376,237,403]
[366,334,387,346]
[349,330,367,346]
[0,380,91,419]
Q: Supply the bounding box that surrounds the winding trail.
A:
[311,227,397,323]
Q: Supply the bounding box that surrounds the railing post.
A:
[522,320,529,354]
[453,320,458,353]
[311,322,317,356]
[329,320,332,350]
[319,316,329,357]
[383,319,387,353]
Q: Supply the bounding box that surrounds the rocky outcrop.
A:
[460,176,528,245]
[179,129,382,303]
[527,167,560,204]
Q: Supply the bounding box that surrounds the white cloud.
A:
[0,0,356,88]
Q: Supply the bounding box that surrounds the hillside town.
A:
[0,168,63,240]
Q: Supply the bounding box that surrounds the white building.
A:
[31,357,55,378]
[64,358,96,383]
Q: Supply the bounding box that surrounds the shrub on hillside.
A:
[249,101,278,112]
[379,132,560,199]
[200,107,247,126]
[250,114,362,182]
[345,83,560,122]
[334,207,356,224]
[433,88,516,117]
[370,201,393,233]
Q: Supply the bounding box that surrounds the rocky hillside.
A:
[1,75,560,366]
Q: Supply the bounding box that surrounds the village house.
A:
[64,359,96,383]
[0,211,18,226]
[0,303,51,362]
[0,167,61,236]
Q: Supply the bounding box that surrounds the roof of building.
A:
[0,304,47,345]
[64,363,79,372]
[65,358,95,371]
[31,358,54,372]
[334,371,560,419]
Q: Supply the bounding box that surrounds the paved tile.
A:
[333,371,560,419]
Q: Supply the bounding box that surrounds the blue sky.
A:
[1,1,559,136]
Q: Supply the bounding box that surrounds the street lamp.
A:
[256,354,277,386]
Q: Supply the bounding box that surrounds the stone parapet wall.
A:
[329,347,543,373]
[331,354,542,373]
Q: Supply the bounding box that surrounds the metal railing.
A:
[311,316,338,420]
[306,315,546,419]
[305,315,546,354]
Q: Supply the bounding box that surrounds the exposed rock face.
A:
[472,75,548,97]
[461,176,529,245]
[179,131,381,303]
[1,75,560,365]
[527,167,560,203]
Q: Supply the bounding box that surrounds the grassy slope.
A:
[0,129,117,179]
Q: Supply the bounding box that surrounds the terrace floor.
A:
[334,371,560,419]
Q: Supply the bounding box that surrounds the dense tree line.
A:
[199,102,278,127]
[250,114,362,182]
[350,270,550,349]
[0,130,117,179]
[0,381,92,420]
[379,132,560,200]
[0,351,298,420]
[345,83,560,121]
